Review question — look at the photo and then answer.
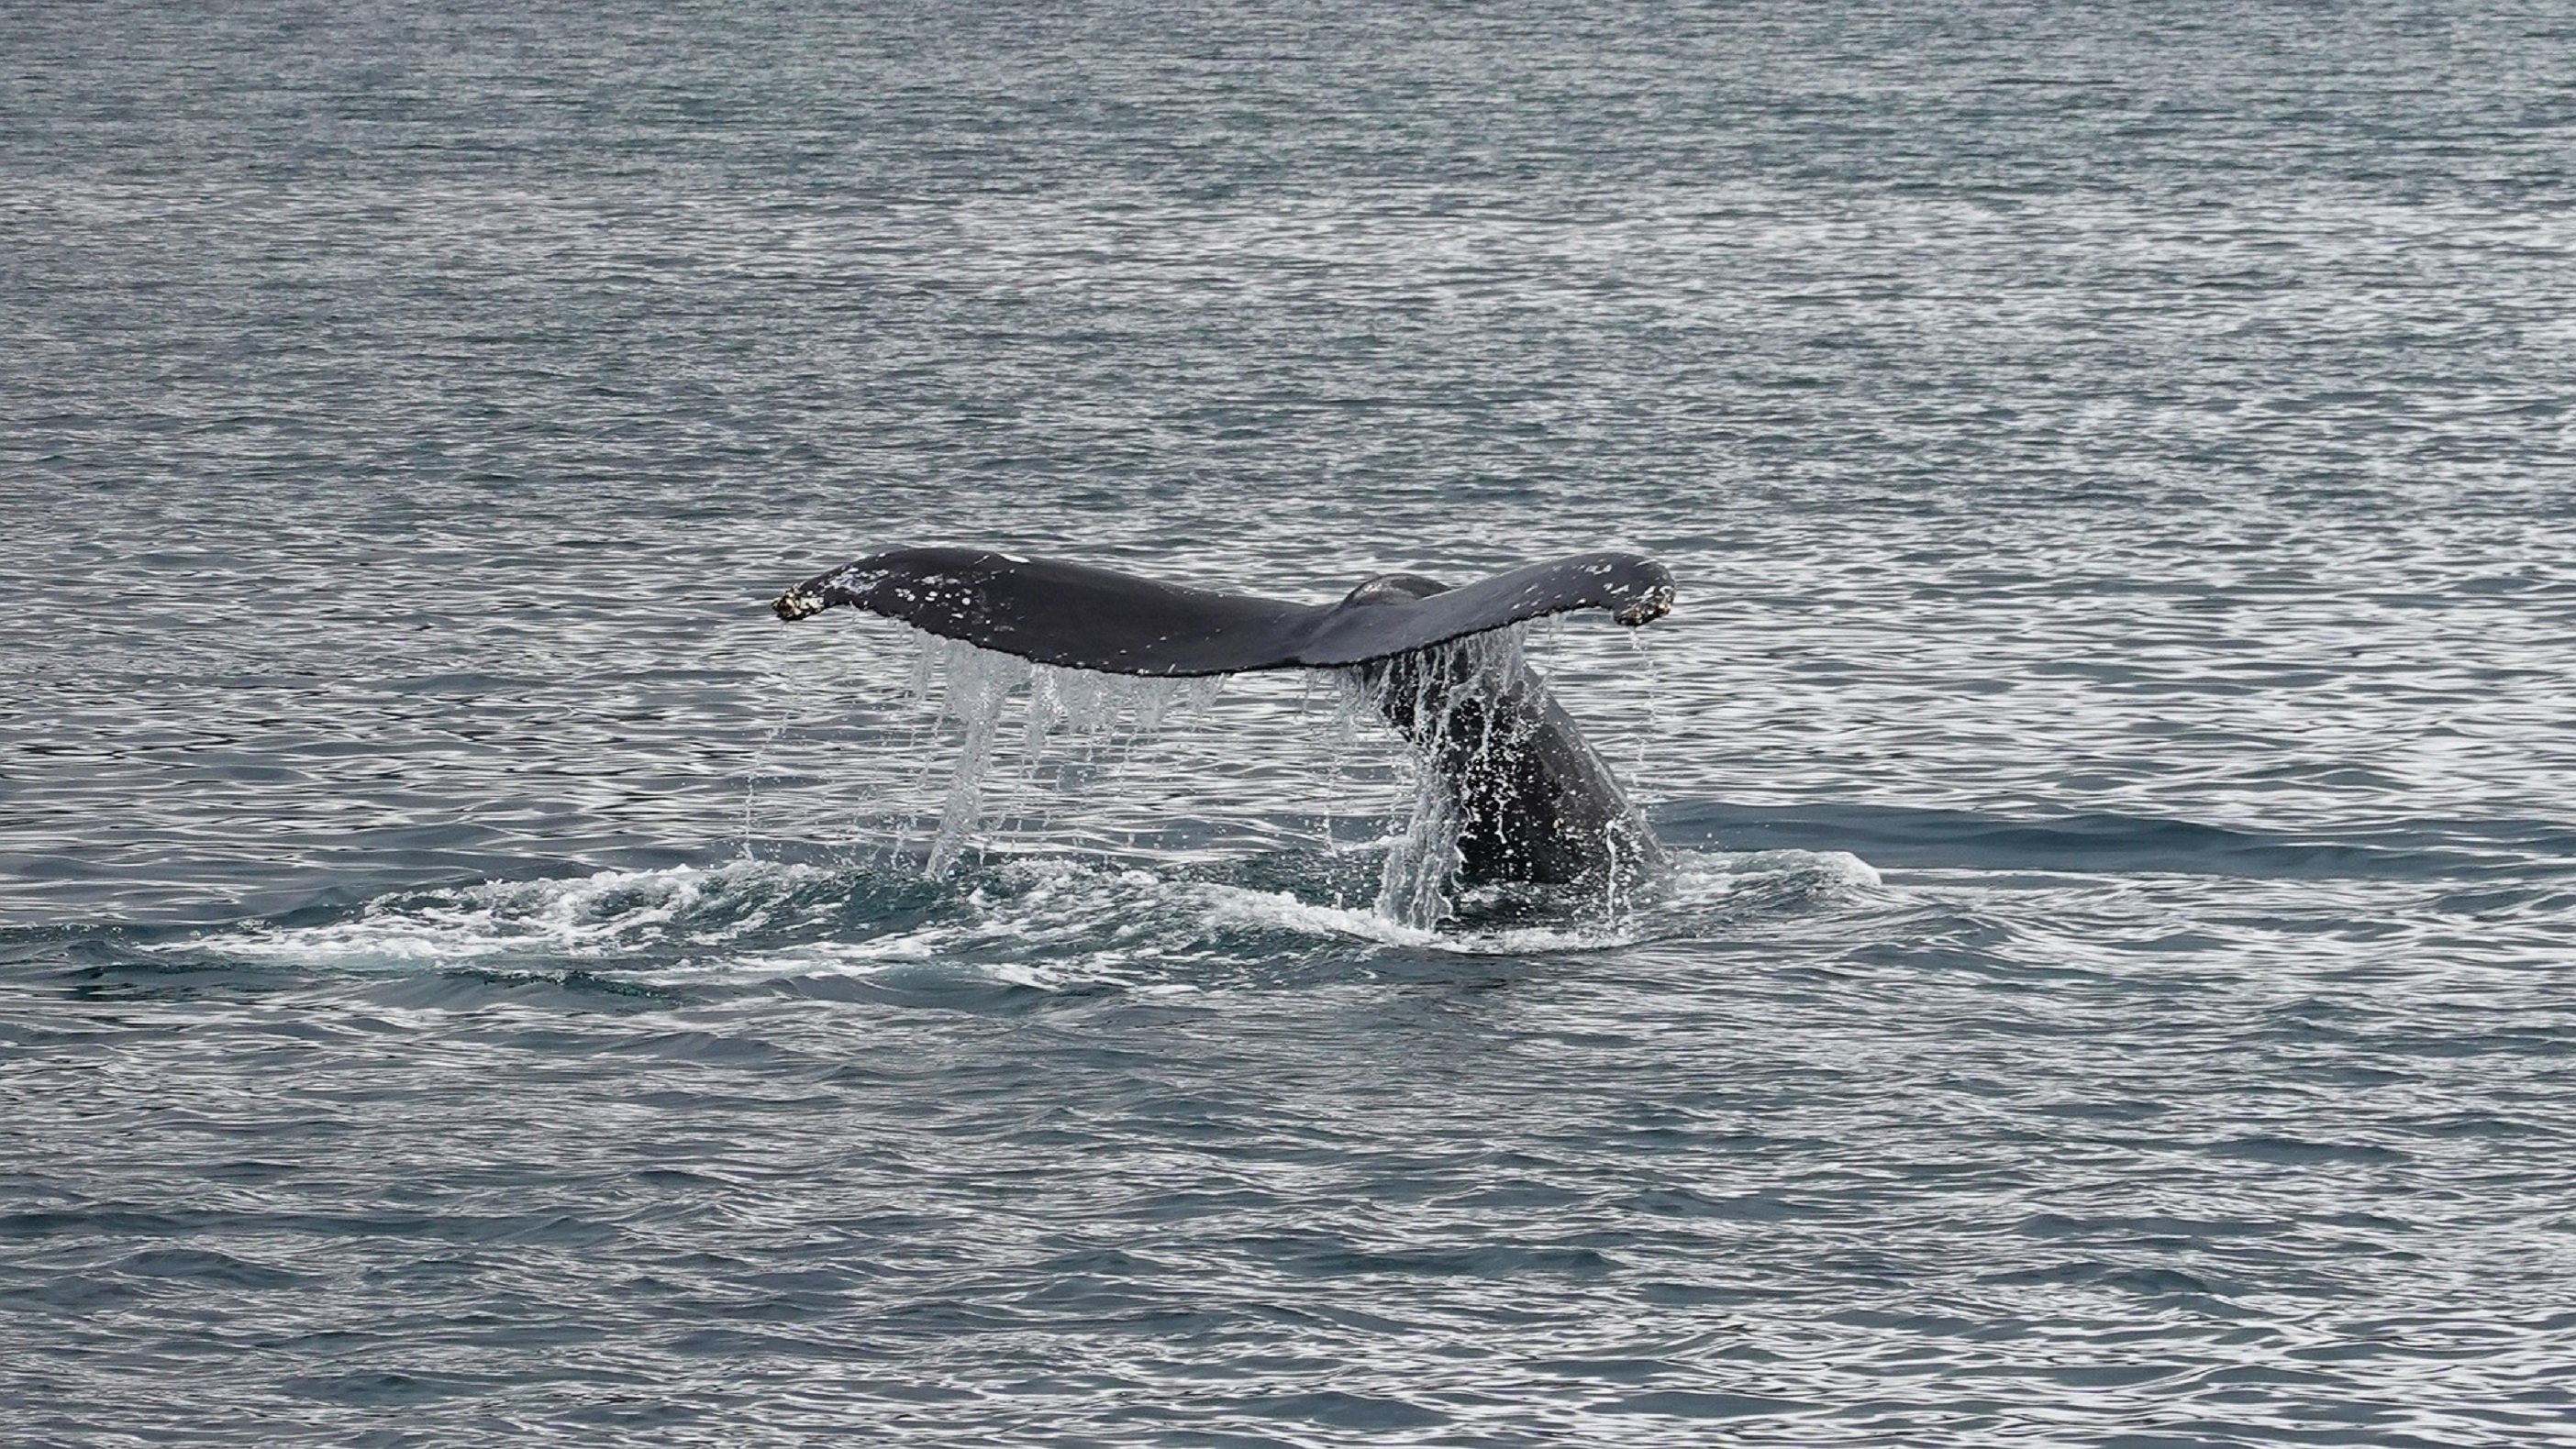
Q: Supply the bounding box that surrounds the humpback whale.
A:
[771,548,1675,890]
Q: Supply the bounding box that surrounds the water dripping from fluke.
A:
[903,633,1227,879]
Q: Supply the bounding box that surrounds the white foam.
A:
[1665,846,1883,903]
[176,859,834,970]
[168,846,1882,985]
[1193,884,1443,946]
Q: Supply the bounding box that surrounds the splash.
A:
[885,628,1509,926]
[178,859,849,970]
[1332,633,1522,928]
[159,848,1877,992]
[815,623,1672,935]
[1336,623,1664,927]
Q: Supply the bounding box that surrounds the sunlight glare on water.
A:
[5,1,2575,1443]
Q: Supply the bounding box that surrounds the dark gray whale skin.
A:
[772,548,1673,889]
[1338,573,1669,890]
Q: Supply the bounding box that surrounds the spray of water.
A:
[872,622,1655,933]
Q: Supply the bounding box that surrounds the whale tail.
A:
[772,548,1675,889]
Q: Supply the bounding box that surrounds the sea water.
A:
[6,1,2574,1443]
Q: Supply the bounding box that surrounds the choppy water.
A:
[7,2,2576,1443]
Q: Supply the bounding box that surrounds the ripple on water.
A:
[7,0,2576,1443]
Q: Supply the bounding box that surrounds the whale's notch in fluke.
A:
[769,547,1677,891]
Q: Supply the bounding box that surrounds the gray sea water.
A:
[7,2,2576,1443]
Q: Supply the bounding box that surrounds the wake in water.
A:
[166,848,1882,994]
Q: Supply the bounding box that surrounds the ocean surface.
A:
[6,2,2575,1443]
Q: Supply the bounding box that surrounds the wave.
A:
[1662,802,2576,881]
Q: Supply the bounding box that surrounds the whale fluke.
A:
[771,547,1673,677]
[770,547,1675,891]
